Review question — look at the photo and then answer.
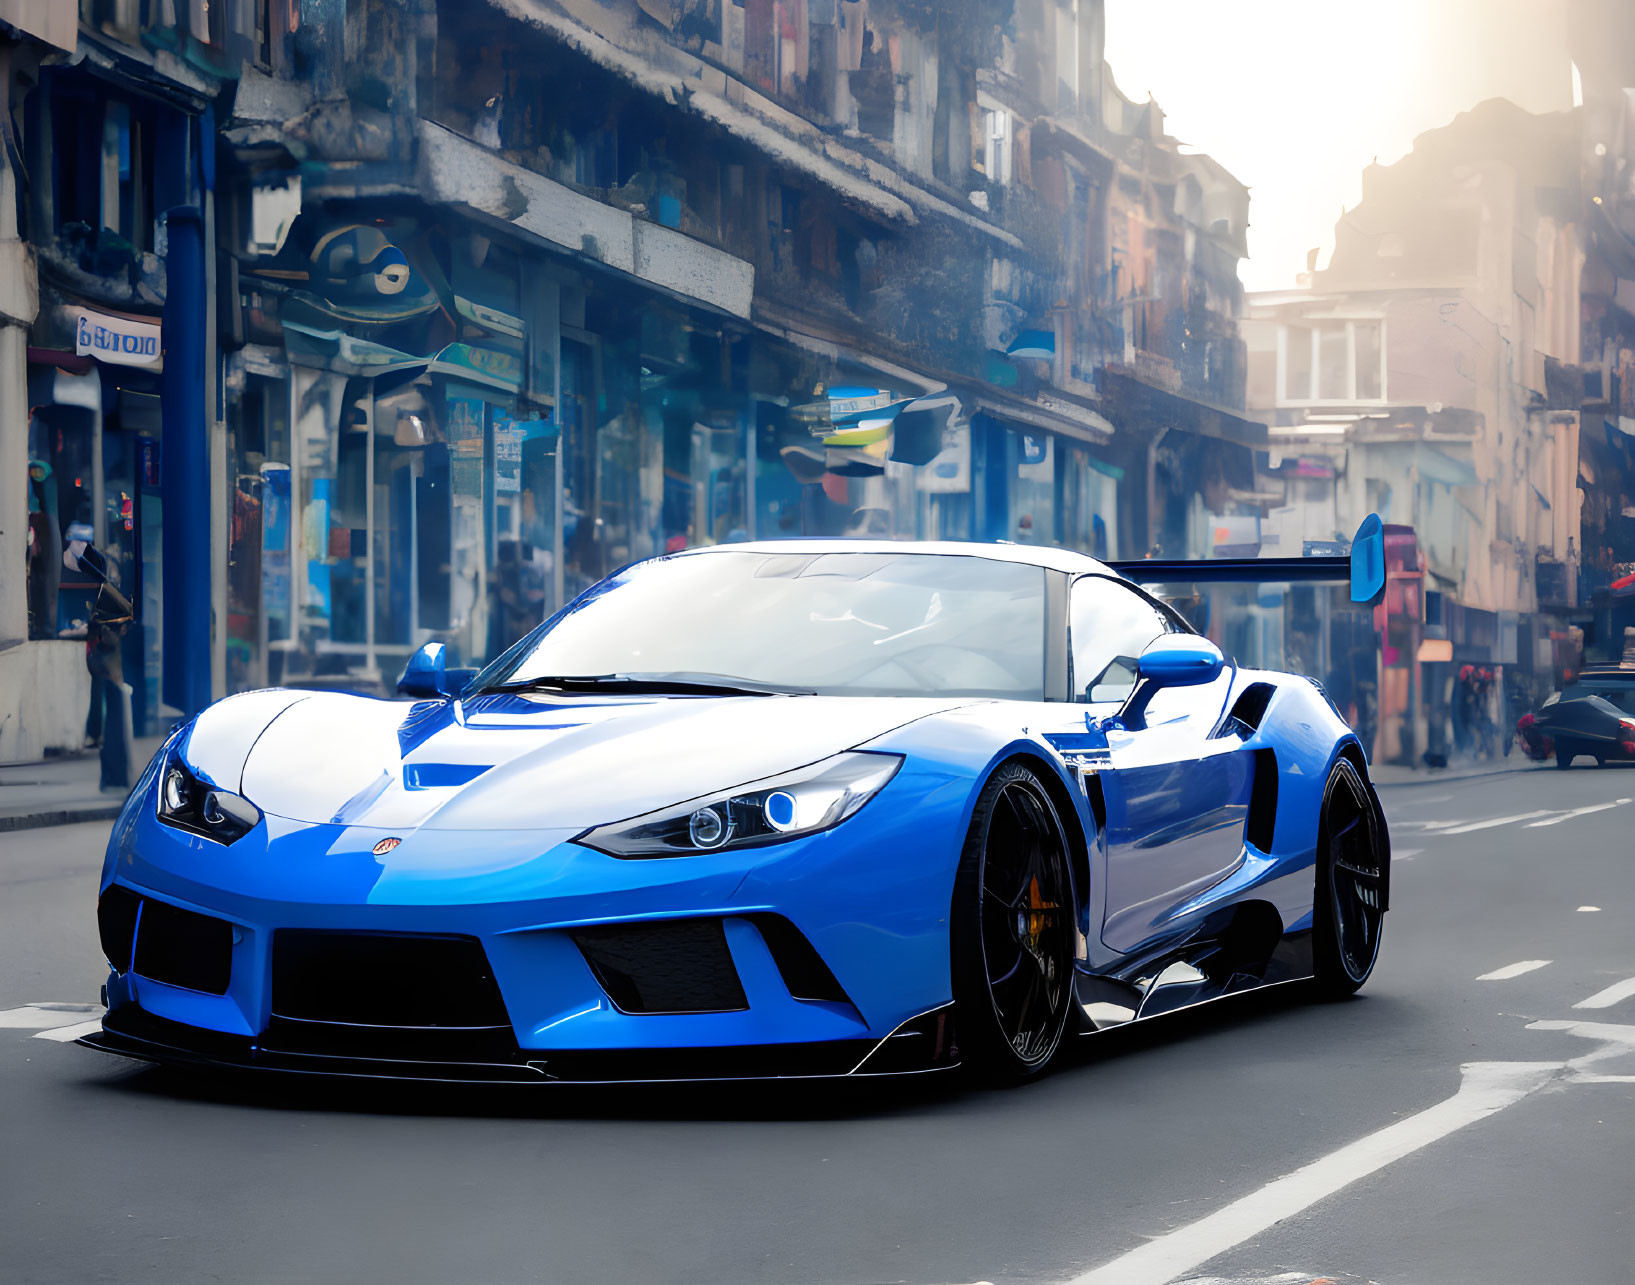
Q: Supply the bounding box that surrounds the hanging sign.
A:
[75,309,161,368]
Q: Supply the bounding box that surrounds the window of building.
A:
[1069,575,1171,704]
[1280,319,1386,404]
[1056,0,1079,110]
[80,0,141,41]
[981,107,1012,186]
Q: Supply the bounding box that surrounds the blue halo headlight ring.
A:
[763,790,797,832]
[577,752,902,859]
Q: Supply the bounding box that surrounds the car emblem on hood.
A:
[373,837,403,855]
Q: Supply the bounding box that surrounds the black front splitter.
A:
[78,1004,960,1085]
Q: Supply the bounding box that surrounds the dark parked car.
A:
[1515,667,1635,767]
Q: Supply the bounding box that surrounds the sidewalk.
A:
[0,738,165,832]
[1368,754,1547,788]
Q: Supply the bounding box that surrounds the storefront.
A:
[221,204,1141,695]
[26,305,167,737]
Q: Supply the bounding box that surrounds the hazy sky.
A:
[1104,0,1576,292]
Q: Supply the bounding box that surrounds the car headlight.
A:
[156,754,262,844]
[576,751,902,858]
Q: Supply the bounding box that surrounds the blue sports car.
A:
[83,533,1390,1084]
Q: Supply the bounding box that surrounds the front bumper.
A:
[88,765,970,1081]
[80,1000,958,1083]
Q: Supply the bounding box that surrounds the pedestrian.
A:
[26,457,60,639]
[66,530,134,792]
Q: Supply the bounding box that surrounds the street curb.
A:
[1372,762,1545,789]
[0,804,124,833]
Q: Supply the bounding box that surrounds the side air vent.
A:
[745,913,853,1006]
[1227,683,1277,735]
[572,919,748,1015]
[1245,749,1279,852]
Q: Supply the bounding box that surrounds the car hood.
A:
[209,690,969,830]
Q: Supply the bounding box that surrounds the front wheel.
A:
[950,762,1076,1081]
[1556,748,1575,769]
[1313,758,1385,997]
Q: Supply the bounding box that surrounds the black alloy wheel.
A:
[1313,757,1386,997]
[951,761,1076,1080]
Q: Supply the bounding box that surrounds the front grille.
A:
[271,930,511,1028]
[571,919,748,1014]
[131,897,233,995]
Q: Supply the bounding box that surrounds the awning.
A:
[1413,443,1479,488]
[1096,369,1267,447]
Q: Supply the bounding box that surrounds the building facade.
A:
[3,0,1259,759]
[1244,100,1587,763]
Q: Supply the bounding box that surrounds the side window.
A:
[1070,576,1170,704]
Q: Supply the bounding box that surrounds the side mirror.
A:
[1136,634,1225,689]
[1350,513,1385,603]
[397,642,473,699]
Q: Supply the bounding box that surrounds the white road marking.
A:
[1392,847,1424,862]
[1578,906,1602,913]
[1064,1061,1561,1285]
[1435,811,1552,834]
[1574,977,1635,1010]
[0,1003,100,1030]
[1476,960,1552,981]
[1526,801,1625,827]
[1527,1018,1635,1084]
[1391,793,1453,807]
[32,1018,105,1043]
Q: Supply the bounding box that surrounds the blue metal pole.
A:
[161,204,211,719]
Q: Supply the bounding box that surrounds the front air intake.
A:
[571,919,748,1014]
[271,931,511,1027]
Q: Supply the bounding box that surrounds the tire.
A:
[1556,748,1574,769]
[950,761,1076,1081]
[1313,758,1386,998]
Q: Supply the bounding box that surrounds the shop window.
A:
[1008,430,1054,545]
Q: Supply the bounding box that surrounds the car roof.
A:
[668,539,1114,577]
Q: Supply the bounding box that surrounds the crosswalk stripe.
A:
[32,1018,105,1043]
[1476,960,1552,981]
[0,1004,100,1030]
[1526,802,1625,827]
[1574,977,1635,1010]
[1437,811,1552,834]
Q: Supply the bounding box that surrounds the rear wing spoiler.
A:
[1109,515,1385,605]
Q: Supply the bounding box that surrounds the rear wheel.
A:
[1556,747,1575,769]
[951,762,1075,1081]
[1313,758,1385,997]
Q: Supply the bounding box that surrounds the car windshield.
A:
[1572,683,1635,713]
[476,551,1047,699]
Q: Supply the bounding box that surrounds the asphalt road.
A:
[3,764,1633,1285]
